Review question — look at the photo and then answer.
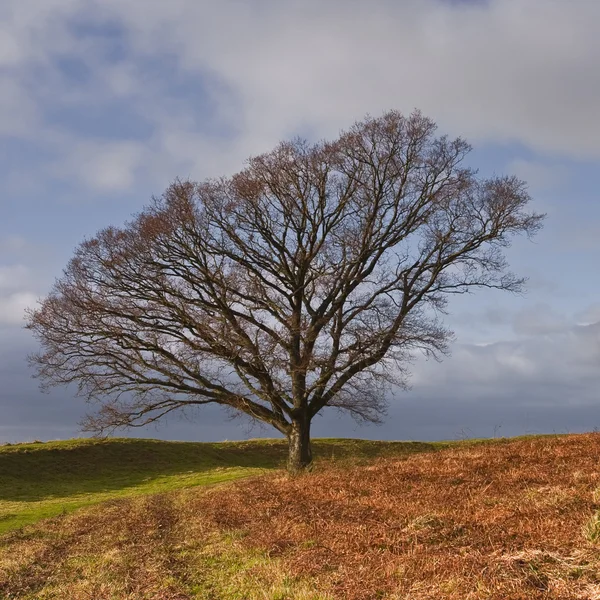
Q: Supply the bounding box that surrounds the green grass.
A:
[0,436,447,535]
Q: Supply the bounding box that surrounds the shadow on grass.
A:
[0,438,285,502]
[0,438,441,503]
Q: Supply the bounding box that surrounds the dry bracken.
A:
[2,434,600,599]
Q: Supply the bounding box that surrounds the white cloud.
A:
[78,142,145,191]
[0,264,39,326]
[412,320,600,394]
[0,291,36,325]
[50,140,147,192]
[0,0,599,198]
[0,265,31,291]
[99,0,600,160]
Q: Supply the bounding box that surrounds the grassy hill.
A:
[0,436,442,534]
[2,433,599,599]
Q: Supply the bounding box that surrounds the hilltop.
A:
[0,436,440,533]
[2,434,599,598]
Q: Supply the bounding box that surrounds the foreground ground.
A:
[2,434,600,598]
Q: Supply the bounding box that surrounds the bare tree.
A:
[27,111,544,472]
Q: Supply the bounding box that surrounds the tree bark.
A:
[287,414,312,474]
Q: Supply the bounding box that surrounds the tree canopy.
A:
[27,110,544,472]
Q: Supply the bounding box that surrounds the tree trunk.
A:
[287,414,312,474]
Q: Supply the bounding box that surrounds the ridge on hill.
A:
[0,436,443,534]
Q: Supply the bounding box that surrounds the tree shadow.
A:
[0,438,440,503]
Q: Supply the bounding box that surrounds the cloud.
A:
[412,320,600,394]
[99,0,600,160]
[0,265,31,290]
[0,0,599,201]
[0,291,36,325]
[508,159,570,194]
[576,305,600,326]
[0,77,40,137]
[50,139,147,192]
[0,262,48,328]
[512,303,569,336]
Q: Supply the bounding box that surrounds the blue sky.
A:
[1,0,599,443]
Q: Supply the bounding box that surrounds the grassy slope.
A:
[0,436,444,534]
[2,433,599,599]
[5,434,596,599]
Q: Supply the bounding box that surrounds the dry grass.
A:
[0,436,442,534]
[2,434,600,598]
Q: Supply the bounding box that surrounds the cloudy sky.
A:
[1,0,599,444]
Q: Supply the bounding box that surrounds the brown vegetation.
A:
[2,434,600,598]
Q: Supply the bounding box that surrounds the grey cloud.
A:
[576,305,600,326]
[512,303,569,336]
[1,0,600,199]
[451,304,514,332]
[0,327,276,444]
[519,271,561,295]
[4,318,600,445]
[0,328,82,443]
[412,321,600,391]
[102,0,600,160]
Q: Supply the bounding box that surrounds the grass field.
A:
[2,433,599,599]
[0,435,443,534]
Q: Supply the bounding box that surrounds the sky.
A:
[1,0,599,444]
